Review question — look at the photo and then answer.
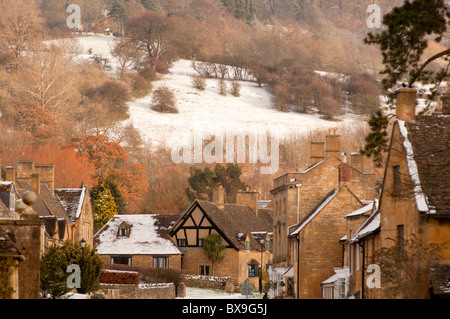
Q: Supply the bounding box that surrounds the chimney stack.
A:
[396,88,416,121]
[236,189,258,216]
[17,160,34,184]
[31,173,40,194]
[325,128,341,159]
[34,165,55,194]
[440,82,450,115]
[212,186,225,209]
[310,141,325,165]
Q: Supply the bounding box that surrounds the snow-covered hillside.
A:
[75,35,364,149]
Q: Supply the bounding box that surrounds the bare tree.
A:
[11,46,76,109]
[110,39,141,78]
[127,10,174,66]
[0,0,42,60]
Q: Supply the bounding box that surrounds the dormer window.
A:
[117,221,131,238]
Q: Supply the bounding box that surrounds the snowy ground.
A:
[72,35,365,150]
[179,287,264,299]
[125,59,365,150]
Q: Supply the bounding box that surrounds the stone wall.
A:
[100,283,176,299]
[183,274,230,290]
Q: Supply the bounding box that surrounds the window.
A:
[265,240,270,251]
[177,239,187,247]
[249,264,258,277]
[199,265,210,276]
[111,256,131,265]
[83,223,90,240]
[198,238,204,247]
[153,256,169,268]
[245,240,250,251]
[119,228,128,237]
[397,225,405,253]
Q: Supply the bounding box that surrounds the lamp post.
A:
[80,239,86,293]
[260,239,265,294]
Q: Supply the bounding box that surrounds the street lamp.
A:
[260,238,265,294]
[80,238,86,249]
[80,239,86,293]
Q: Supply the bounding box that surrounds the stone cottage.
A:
[94,214,182,270]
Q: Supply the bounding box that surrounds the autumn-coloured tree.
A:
[69,134,129,180]
[142,165,189,215]
[69,134,148,213]
[0,143,97,188]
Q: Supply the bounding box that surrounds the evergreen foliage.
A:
[40,241,104,298]
[185,164,248,202]
[362,0,450,167]
[93,188,118,231]
[202,233,226,276]
[91,179,125,214]
[222,0,259,24]
[0,257,14,299]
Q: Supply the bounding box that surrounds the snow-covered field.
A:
[74,35,365,149]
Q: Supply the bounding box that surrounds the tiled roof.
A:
[402,116,450,217]
[16,180,69,221]
[190,200,273,251]
[55,187,87,223]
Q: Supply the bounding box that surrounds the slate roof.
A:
[55,186,87,223]
[174,200,273,251]
[0,200,15,219]
[16,180,69,221]
[399,115,450,217]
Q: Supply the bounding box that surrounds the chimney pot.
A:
[396,88,417,120]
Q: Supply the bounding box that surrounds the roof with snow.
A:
[398,116,450,217]
[346,200,378,218]
[349,210,380,244]
[94,214,182,256]
[289,189,339,237]
[55,186,88,223]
